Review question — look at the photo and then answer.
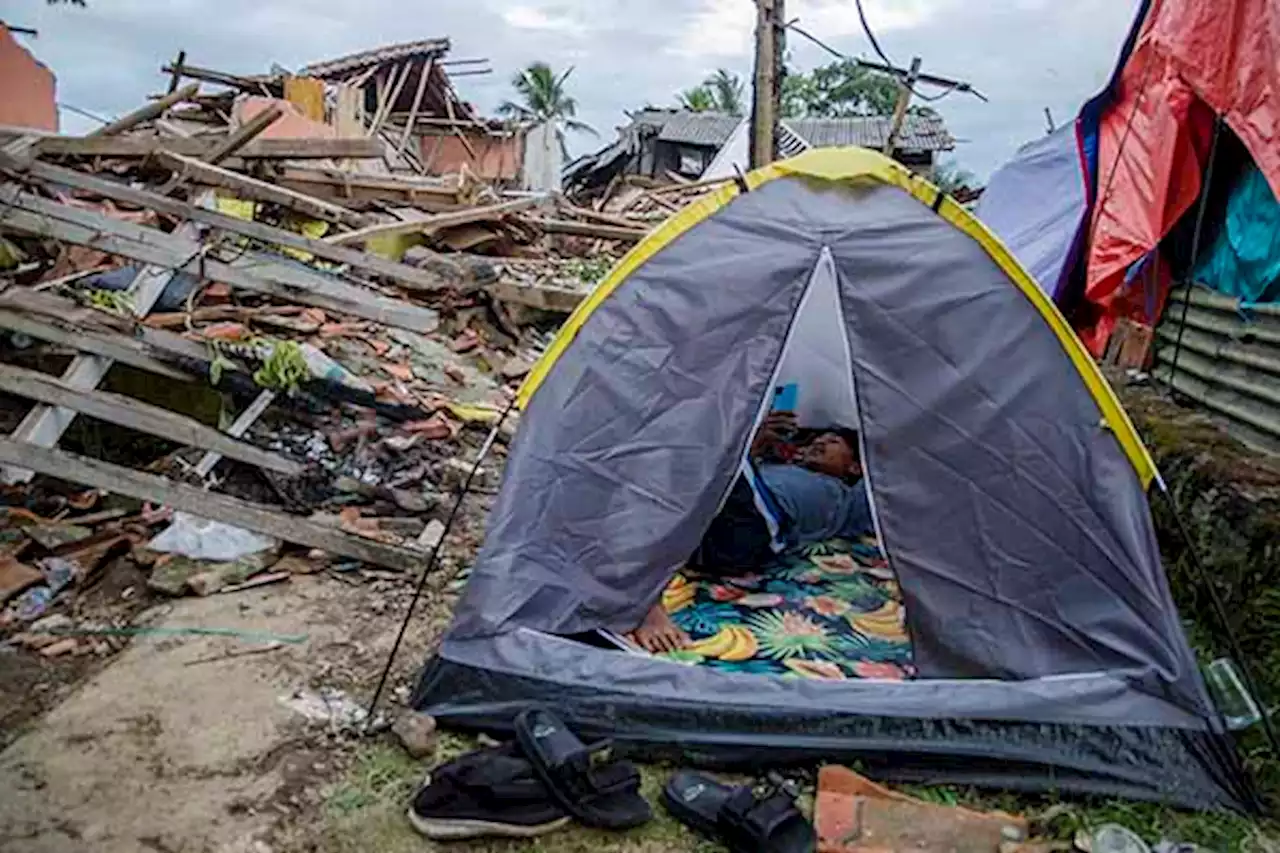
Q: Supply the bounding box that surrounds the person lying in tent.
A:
[631,412,875,653]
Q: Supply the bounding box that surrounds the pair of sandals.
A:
[409,707,813,852]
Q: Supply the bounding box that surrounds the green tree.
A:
[782,59,900,118]
[677,69,746,115]
[703,68,746,116]
[931,159,976,194]
[678,87,717,112]
[497,62,596,156]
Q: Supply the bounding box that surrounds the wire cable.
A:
[787,19,985,103]
[363,396,519,728]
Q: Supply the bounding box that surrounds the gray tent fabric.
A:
[976,124,1088,302]
[452,187,826,639]
[422,166,1246,810]
[827,183,1208,715]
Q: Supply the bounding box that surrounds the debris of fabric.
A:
[148,513,279,562]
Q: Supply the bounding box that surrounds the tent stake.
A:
[1156,483,1280,760]
[363,397,519,727]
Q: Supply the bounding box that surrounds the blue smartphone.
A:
[772,383,798,413]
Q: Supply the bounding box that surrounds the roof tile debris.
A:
[299,38,453,80]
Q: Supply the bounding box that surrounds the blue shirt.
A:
[757,464,874,548]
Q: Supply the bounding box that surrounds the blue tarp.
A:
[1194,164,1280,304]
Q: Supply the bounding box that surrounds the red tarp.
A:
[1082,0,1280,354]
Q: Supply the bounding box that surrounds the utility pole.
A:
[882,56,921,157]
[750,0,786,169]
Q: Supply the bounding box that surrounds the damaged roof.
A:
[654,112,743,147]
[300,38,452,80]
[783,114,955,153]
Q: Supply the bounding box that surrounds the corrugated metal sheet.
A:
[1153,285,1280,455]
[656,112,742,147]
[782,114,954,153]
[300,38,451,80]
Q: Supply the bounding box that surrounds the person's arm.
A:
[750,411,797,459]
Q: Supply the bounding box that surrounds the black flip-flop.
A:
[513,708,653,830]
[662,770,814,853]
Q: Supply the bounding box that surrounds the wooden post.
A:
[750,0,785,168]
[205,104,284,166]
[883,57,922,158]
[87,83,199,138]
[166,51,187,95]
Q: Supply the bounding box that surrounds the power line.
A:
[786,19,986,103]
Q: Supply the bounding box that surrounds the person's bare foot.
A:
[629,603,691,653]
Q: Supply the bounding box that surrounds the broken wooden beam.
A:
[519,216,648,242]
[159,63,280,96]
[0,186,441,333]
[27,136,384,161]
[0,439,424,572]
[326,196,546,247]
[205,104,284,166]
[150,151,367,227]
[487,280,586,314]
[88,83,200,138]
[0,307,194,382]
[270,168,464,210]
[0,364,304,476]
[4,157,465,294]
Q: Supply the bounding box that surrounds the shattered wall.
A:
[0,25,58,132]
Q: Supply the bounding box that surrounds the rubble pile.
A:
[0,37,720,669]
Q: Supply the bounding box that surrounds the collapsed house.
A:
[563,108,955,199]
[0,30,721,644]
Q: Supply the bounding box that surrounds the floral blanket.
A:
[659,537,914,681]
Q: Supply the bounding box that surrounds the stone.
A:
[39,638,79,658]
[30,613,73,634]
[391,712,438,760]
[417,520,446,552]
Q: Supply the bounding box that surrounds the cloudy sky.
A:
[13,0,1139,178]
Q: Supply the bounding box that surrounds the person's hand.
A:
[752,411,797,455]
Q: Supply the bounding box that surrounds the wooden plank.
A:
[0,439,424,572]
[150,151,367,227]
[0,364,303,476]
[397,59,433,158]
[206,104,284,166]
[88,83,200,137]
[0,187,441,333]
[0,308,193,382]
[9,157,463,293]
[326,196,545,246]
[31,136,384,160]
[194,390,275,479]
[487,280,585,314]
[159,63,278,95]
[647,174,733,195]
[1,194,213,484]
[520,216,647,242]
[369,61,412,137]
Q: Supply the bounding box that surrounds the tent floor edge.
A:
[411,655,1252,813]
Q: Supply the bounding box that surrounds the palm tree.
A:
[678,87,717,112]
[703,68,746,116]
[497,62,596,157]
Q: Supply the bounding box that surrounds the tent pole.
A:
[363,396,520,728]
[1165,115,1223,397]
[1155,483,1280,759]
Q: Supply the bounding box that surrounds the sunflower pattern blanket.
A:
[659,537,914,681]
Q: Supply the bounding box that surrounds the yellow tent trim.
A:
[517,147,1158,488]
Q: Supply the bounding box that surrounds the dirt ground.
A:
[0,568,457,853]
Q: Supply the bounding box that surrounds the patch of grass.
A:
[324,743,421,818]
[309,737,714,853]
[308,737,1269,853]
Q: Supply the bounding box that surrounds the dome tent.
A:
[413,148,1251,811]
